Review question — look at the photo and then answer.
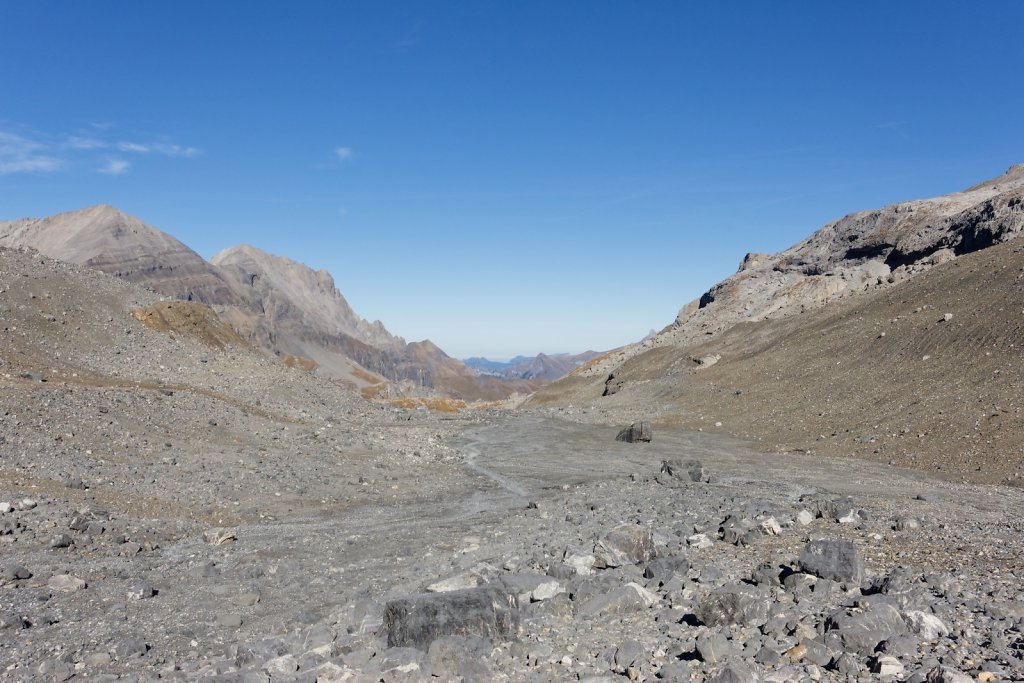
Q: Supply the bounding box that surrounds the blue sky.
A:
[2,2,1022,359]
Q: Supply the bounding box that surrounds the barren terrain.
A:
[2,242,1024,683]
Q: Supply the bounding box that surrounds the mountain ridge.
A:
[0,205,550,401]
[529,164,1024,486]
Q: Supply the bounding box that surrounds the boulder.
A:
[615,422,651,443]
[799,539,864,585]
[578,583,659,617]
[594,524,656,568]
[694,583,770,627]
[661,459,708,483]
[383,586,519,650]
[825,601,908,655]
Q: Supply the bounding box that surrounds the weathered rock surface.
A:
[615,421,651,443]
[383,587,520,650]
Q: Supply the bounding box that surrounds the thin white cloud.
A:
[66,136,107,150]
[1,124,200,175]
[0,131,63,175]
[117,141,152,153]
[335,146,354,161]
[99,158,130,175]
[118,140,201,157]
[871,121,912,141]
[152,143,200,158]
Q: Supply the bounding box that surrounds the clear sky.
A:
[1,2,1022,359]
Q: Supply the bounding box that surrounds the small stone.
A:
[112,636,149,659]
[796,510,815,526]
[217,613,243,628]
[127,582,156,600]
[0,502,12,513]
[85,652,112,668]
[687,533,713,549]
[2,564,32,581]
[234,592,261,606]
[895,517,920,531]
[0,612,28,630]
[203,528,236,545]
[19,498,37,510]
[48,574,87,592]
[50,534,74,549]
[36,659,74,681]
[872,655,905,676]
[264,654,298,675]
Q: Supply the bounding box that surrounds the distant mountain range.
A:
[464,351,602,381]
[0,205,560,401]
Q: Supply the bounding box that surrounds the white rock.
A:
[623,582,659,607]
[873,655,904,676]
[264,655,298,676]
[531,579,565,601]
[759,517,782,535]
[687,533,714,549]
[48,574,87,592]
[564,550,596,576]
[316,661,355,682]
[19,499,37,510]
[426,574,480,593]
[0,502,12,513]
[838,511,860,524]
[905,610,949,640]
[796,510,815,526]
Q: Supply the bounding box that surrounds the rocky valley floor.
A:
[2,247,1024,682]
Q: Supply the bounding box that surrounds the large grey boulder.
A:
[594,524,657,568]
[383,586,519,650]
[799,539,864,585]
[825,601,908,654]
[578,583,659,617]
[694,583,770,627]
[615,422,651,443]
[709,662,762,683]
[661,459,709,483]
